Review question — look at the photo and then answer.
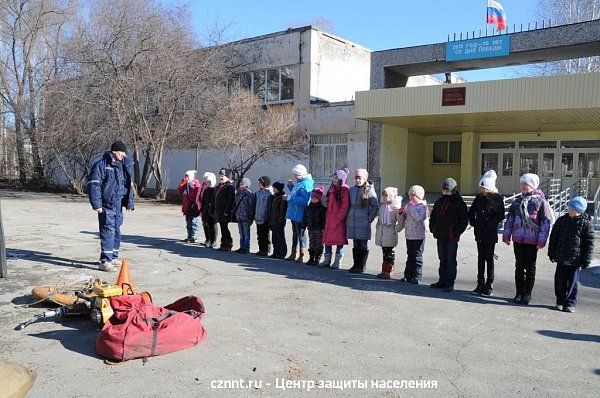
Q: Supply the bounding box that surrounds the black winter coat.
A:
[211,182,235,223]
[269,192,287,229]
[201,186,215,221]
[467,193,505,243]
[548,213,595,268]
[302,202,326,231]
[429,191,468,242]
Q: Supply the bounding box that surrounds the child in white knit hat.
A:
[177,170,201,243]
[467,170,505,296]
[375,187,401,279]
[502,173,553,305]
[397,185,428,284]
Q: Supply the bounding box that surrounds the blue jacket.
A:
[87,151,135,211]
[285,176,314,222]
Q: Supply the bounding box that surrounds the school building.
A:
[357,19,600,197]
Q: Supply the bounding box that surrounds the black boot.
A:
[430,281,444,289]
[481,280,494,296]
[350,249,368,274]
[306,250,315,265]
[313,249,322,266]
[472,280,484,295]
[348,248,361,273]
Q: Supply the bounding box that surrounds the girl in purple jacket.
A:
[503,173,553,305]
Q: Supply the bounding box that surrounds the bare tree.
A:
[0,0,72,183]
[63,0,229,198]
[208,87,307,187]
[532,0,600,74]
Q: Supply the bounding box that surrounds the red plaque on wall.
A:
[442,87,466,106]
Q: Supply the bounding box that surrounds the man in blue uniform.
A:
[87,141,135,271]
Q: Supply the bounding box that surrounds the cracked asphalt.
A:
[1,191,599,398]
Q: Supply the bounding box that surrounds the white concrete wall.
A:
[156,149,306,191]
[309,30,371,102]
[299,102,368,184]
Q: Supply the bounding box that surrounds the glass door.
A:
[519,153,539,175]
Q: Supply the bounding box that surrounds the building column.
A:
[380,124,409,193]
[460,132,479,194]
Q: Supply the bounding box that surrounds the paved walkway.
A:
[0,191,598,397]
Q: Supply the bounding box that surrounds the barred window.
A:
[309,134,347,181]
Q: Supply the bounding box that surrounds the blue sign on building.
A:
[446,35,511,61]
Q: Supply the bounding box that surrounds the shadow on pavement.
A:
[106,231,557,310]
[537,330,600,343]
[27,318,100,358]
[579,266,600,290]
[7,248,98,270]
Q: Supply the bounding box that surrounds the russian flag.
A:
[487,0,507,31]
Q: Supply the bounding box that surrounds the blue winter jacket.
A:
[87,151,135,211]
[285,176,314,222]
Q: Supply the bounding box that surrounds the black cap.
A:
[111,140,127,153]
[272,181,285,192]
[259,176,272,187]
[219,168,232,178]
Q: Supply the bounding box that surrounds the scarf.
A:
[381,204,393,225]
[519,193,540,232]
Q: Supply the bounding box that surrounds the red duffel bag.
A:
[96,294,207,362]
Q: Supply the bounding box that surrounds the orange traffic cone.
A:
[116,259,137,292]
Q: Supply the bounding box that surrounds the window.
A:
[481,153,499,175]
[253,70,265,101]
[281,67,294,100]
[433,141,462,164]
[542,153,555,177]
[310,134,347,181]
[578,152,599,178]
[502,153,513,176]
[520,153,539,175]
[235,67,295,103]
[266,68,279,102]
[560,140,600,148]
[480,141,515,149]
[239,73,251,90]
[561,153,573,177]
[518,141,557,149]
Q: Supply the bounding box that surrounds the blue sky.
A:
[165,0,549,81]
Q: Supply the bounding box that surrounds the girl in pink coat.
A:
[320,169,350,269]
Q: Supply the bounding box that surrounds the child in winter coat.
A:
[347,168,379,274]
[269,182,288,259]
[548,197,594,313]
[177,170,201,243]
[398,185,428,284]
[200,172,218,248]
[503,173,553,305]
[321,169,350,269]
[212,168,236,251]
[302,187,327,265]
[375,187,401,279]
[234,178,255,254]
[467,170,505,296]
[429,178,468,292]
[254,176,274,256]
[285,164,314,263]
